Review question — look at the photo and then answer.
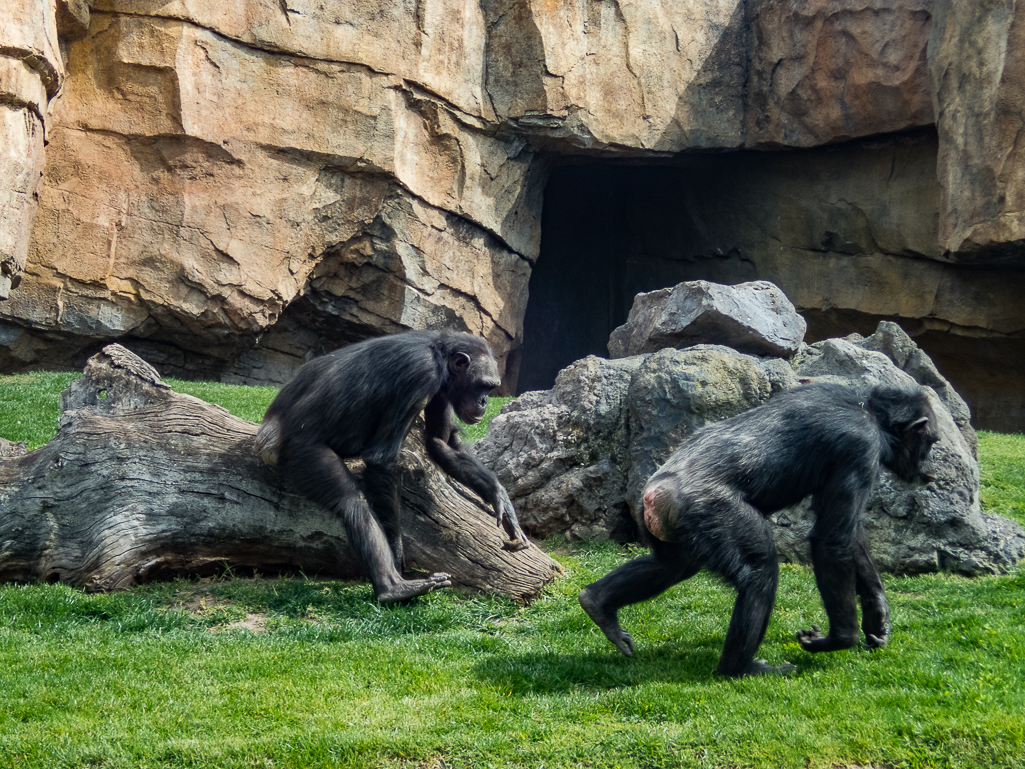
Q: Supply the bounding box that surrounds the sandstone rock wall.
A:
[0,0,65,299]
[747,0,934,146]
[2,5,539,381]
[1,1,1024,427]
[929,0,1025,256]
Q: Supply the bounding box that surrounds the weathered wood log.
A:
[0,345,562,600]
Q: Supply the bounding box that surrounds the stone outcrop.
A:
[929,0,1025,256]
[776,326,1018,575]
[623,347,798,527]
[473,355,646,542]
[747,0,934,147]
[608,280,807,360]
[478,321,1025,575]
[1,1,1024,429]
[0,0,67,299]
[1,6,539,383]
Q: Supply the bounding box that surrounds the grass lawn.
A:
[1,373,1023,768]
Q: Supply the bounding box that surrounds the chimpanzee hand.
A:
[494,486,530,551]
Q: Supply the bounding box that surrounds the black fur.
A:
[579,382,939,677]
[255,330,528,603]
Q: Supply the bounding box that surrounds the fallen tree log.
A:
[0,345,562,600]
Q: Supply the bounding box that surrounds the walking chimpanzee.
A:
[579,382,939,677]
[255,330,529,603]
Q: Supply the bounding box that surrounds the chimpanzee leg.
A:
[579,544,699,657]
[363,460,403,571]
[282,443,450,602]
[714,513,792,677]
[796,536,859,652]
[854,537,890,648]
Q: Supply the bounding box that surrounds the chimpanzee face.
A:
[447,349,501,424]
[456,384,496,424]
[885,410,940,485]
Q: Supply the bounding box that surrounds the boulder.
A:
[607,280,807,360]
[479,322,1025,575]
[474,355,645,542]
[623,346,798,531]
[776,323,1022,574]
[808,321,976,453]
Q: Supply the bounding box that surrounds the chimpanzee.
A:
[578,382,939,677]
[254,330,529,603]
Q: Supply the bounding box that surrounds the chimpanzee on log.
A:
[255,330,529,603]
[579,382,939,677]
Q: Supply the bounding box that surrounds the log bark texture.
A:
[0,345,561,599]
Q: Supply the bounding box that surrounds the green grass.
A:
[1,373,1024,768]
[0,552,1022,768]
[461,395,514,442]
[979,430,1025,528]
[0,371,80,449]
[165,378,280,426]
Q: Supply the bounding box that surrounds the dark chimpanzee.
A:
[579,382,939,677]
[254,330,529,603]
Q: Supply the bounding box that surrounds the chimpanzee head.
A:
[870,385,940,485]
[444,337,501,424]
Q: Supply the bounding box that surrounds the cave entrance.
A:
[519,162,755,394]
[518,143,1025,433]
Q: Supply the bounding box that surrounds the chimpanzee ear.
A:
[449,352,472,375]
[904,416,931,436]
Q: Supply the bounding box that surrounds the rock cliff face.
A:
[2,1,1024,427]
[0,0,66,299]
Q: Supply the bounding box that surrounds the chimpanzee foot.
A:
[377,572,452,603]
[864,632,888,650]
[578,589,634,657]
[796,625,825,650]
[748,659,797,676]
[797,625,857,652]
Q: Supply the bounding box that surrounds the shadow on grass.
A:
[470,631,842,693]
[471,640,729,694]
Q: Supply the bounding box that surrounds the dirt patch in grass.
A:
[210,613,268,633]
[169,585,270,632]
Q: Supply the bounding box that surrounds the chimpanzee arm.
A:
[854,536,890,648]
[797,480,870,653]
[424,397,529,550]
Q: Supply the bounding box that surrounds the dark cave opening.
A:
[519,148,1025,433]
[519,163,756,394]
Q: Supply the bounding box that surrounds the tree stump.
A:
[0,345,562,600]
